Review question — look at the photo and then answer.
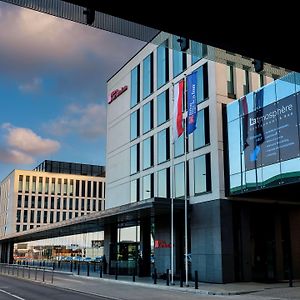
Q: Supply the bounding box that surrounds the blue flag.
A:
[187,72,198,134]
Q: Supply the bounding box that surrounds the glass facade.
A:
[143,53,153,99]
[191,41,207,64]
[130,110,140,140]
[130,144,139,175]
[130,179,139,203]
[143,100,153,134]
[157,128,170,164]
[157,90,169,126]
[142,174,153,200]
[193,107,210,149]
[227,72,300,194]
[174,162,185,198]
[143,137,153,170]
[194,63,209,104]
[157,168,170,198]
[157,40,169,88]
[194,154,211,194]
[131,65,140,107]
[173,35,187,78]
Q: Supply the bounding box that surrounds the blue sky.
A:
[0,2,144,180]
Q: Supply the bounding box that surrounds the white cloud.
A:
[19,77,42,93]
[0,123,60,164]
[0,148,34,164]
[5,124,60,155]
[47,103,106,139]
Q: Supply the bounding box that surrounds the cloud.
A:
[18,77,42,93]
[47,103,106,139]
[0,148,34,164]
[0,3,145,101]
[0,123,60,164]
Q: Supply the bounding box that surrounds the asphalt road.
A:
[0,275,107,300]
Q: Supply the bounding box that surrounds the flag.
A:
[240,96,249,150]
[187,72,198,135]
[172,79,184,141]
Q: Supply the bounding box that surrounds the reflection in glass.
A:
[130,179,139,203]
[229,173,242,194]
[157,129,170,164]
[245,169,256,191]
[193,109,206,149]
[194,155,208,194]
[262,82,276,106]
[281,158,300,184]
[130,144,139,175]
[174,133,184,157]
[195,63,208,104]
[262,163,281,188]
[143,101,153,134]
[175,162,185,198]
[157,168,170,198]
[143,54,153,99]
[173,35,186,78]
[157,40,169,88]
[130,110,139,141]
[157,90,169,126]
[226,100,240,122]
[142,174,153,200]
[228,119,241,175]
[131,66,140,107]
[276,72,296,101]
[191,41,207,64]
[143,137,153,170]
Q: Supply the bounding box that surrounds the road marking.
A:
[0,289,26,300]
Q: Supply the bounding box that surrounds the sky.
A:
[0,2,145,181]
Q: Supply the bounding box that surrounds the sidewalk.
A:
[52,270,300,297]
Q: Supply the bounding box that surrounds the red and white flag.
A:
[172,79,184,142]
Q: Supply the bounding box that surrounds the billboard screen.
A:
[227,72,300,194]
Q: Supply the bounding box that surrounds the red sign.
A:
[154,240,171,248]
[108,85,128,104]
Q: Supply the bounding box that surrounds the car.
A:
[73,256,84,262]
[84,257,92,262]
[94,256,103,262]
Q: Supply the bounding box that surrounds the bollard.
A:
[115,262,118,280]
[166,269,169,286]
[42,268,45,282]
[93,262,96,273]
[87,263,90,276]
[77,262,80,275]
[53,262,55,271]
[153,268,157,284]
[51,268,54,284]
[99,265,103,278]
[194,270,198,289]
[28,267,30,279]
[58,261,61,269]
[180,269,183,287]
[22,266,25,278]
[35,267,38,280]
[70,261,73,273]
[132,267,135,282]
[17,266,19,277]
[40,261,42,267]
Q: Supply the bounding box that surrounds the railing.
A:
[0,263,54,284]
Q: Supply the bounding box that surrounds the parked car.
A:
[84,257,92,262]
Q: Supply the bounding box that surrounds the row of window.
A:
[17,195,103,211]
[130,107,210,174]
[16,204,103,225]
[130,153,211,202]
[131,39,207,108]
[18,176,105,198]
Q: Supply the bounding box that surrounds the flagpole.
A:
[184,83,189,287]
[171,83,175,285]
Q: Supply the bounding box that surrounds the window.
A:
[81,199,85,211]
[157,90,169,126]
[194,154,211,194]
[157,128,170,164]
[37,211,41,223]
[193,107,210,149]
[93,182,97,198]
[45,178,49,194]
[24,195,28,208]
[157,168,170,198]
[16,210,21,222]
[157,40,169,88]
[16,225,20,232]
[130,110,140,140]
[32,177,36,193]
[191,41,207,64]
[243,68,250,95]
[87,181,91,197]
[17,195,22,208]
[173,35,187,77]
[142,174,154,200]
[63,179,68,195]
[75,212,78,218]
[63,198,67,210]
[227,64,235,98]
[143,137,153,169]
[175,162,185,198]
[31,196,35,208]
[38,177,43,194]
[143,53,153,99]
[63,212,66,221]
[98,200,102,211]
[51,197,54,209]
[70,180,74,196]
[57,179,62,195]
[23,225,27,231]
[38,196,42,208]
[18,175,23,192]
[174,133,184,157]
[51,178,55,194]
[93,199,96,211]
[131,65,140,108]
[75,180,80,197]
[130,144,140,175]
[143,100,153,134]
[98,182,102,198]
[44,196,48,209]
[69,212,72,219]
[23,210,28,222]
[193,63,209,104]
[56,211,60,222]
[30,210,34,223]
[81,181,86,197]
[50,211,54,223]
[87,199,91,211]
[259,74,265,87]
[130,179,139,203]
[69,198,73,210]
[75,198,79,210]
[57,198,61,209]
[25,176,30,192]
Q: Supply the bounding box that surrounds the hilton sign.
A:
[108,85,128,104]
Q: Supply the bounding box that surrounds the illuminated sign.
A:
[154,240,171,248]
[108,85,128,104]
